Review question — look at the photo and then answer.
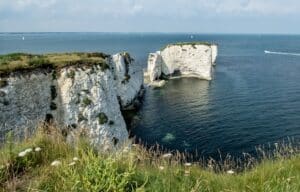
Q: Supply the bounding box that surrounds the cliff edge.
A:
[0,52,143,149]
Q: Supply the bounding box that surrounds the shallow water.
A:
[1,33,300,158]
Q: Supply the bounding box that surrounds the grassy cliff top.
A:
[0,52,109,76]
[0,125,299,191]
[161,42,216,50]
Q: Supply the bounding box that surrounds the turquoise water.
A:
[1,33,300,158]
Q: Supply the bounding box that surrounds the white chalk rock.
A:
[147,43,218,82]
[111,53,143,108]
[147,52,162,81]
[0,52,143,149]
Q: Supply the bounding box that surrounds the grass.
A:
[161,42,215,51]
[0,125,299,192]
[0,52,110,76]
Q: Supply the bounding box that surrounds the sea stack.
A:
[147,42,218,82]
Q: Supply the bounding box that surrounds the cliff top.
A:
[161,42,216,50]
[0,52,109,76]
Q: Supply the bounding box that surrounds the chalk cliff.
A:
[147,42,218,82]
[0,52,143,148]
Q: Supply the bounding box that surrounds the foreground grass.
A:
[0,126,299,192]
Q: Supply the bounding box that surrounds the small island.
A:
[146,42,218,86]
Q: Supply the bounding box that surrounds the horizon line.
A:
[1,32,300,36]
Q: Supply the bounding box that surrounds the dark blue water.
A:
[1,33,300,158]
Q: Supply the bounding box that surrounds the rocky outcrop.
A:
[147,42,218,82]
[0,52,143,148]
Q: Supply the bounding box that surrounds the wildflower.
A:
[68,162,76,166]
[159,166,164,170]
[132,144,138,147]
[24,148,33,153]
[227,170,234,174]
[73,157,79,161]
[123,147,129,153]
[51,160,62,167]
[35,147,42,152]
[184,162,192,167]
[162,153,172,158]
[18,151,27,157]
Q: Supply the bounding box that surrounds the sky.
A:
[0,0,300,34]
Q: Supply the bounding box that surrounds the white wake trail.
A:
[264,50,300,56]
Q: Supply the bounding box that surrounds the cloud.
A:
[0,0,299,32]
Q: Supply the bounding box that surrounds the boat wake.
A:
[264,50,300,56]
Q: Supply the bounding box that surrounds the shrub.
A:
[82,97,92,107]
[50,86,57,100]
[86,52,109,58]
[66,70,75,79]
[121,75,131,84]
[97,112,108,124]
[99,62,110,71]
[78,113,87,122]
[50,102,57,110]
[52,71,57,80]
[0,80,8,88]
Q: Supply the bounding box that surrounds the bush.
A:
[50,102,57,110]
[0,80,8,88]
[82,97,92,107]
[121,74,131,84]
[99,62,110,71]
[98,112,108,124]
[66,70,75,79]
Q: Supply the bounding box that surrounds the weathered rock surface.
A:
[147,43,218,82]
[0,53,143,148]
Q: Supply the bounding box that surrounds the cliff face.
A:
[0,53,143,148]
[147,43,218,82]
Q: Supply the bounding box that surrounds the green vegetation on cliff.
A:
[0,52,109,76]
[0,126,299,192]
[161,42,215,50]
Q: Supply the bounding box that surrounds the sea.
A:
[1,33,300,159]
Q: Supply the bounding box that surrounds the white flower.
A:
[184,163,192,167]
[123,147,129,153]
[35,147,42,152]
[162,153,172,158]
[73,157,79,161]
[24,148,33,153]
[18,151,27,157]
[159,166,164,170]
[132,144,138,147]
[51,160,62,167]
[68,162,76,166]
[227,170,234,174]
